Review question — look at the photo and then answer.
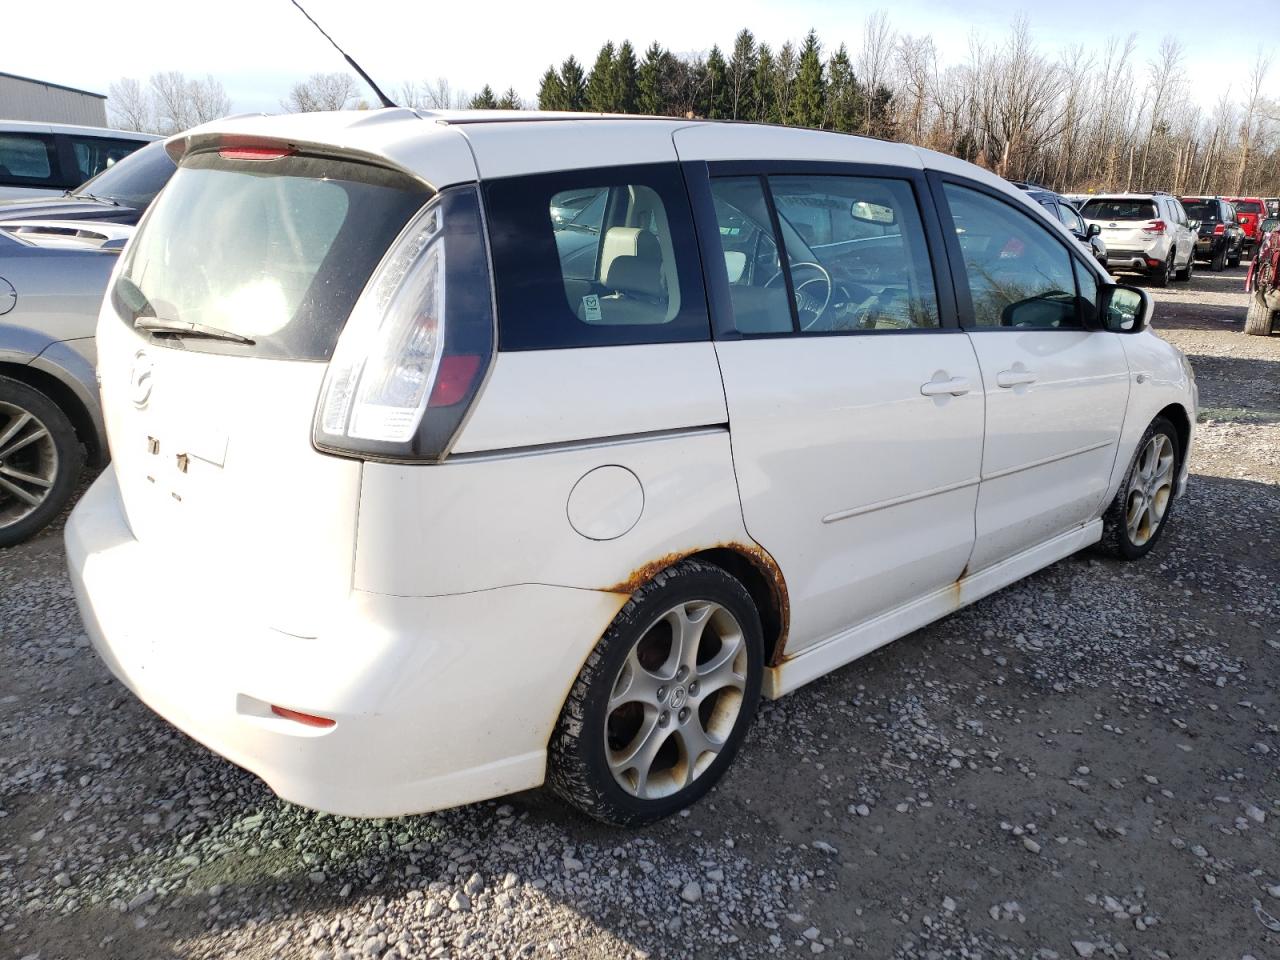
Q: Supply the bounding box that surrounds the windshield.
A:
[1080,199,1157,221]
[73,141,176,206]
[114,150,430,360]
[1181,201,1218,221]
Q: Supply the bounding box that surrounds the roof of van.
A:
[0,119,159,140]
[169,107,1032,210]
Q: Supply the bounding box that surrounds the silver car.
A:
[0,220,125,545]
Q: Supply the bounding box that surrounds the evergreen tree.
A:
[559,55,587,111]
[752,43,775,123]
[706,45,730,119]
[469,85,498,110]
[615,40,639,113]
[790,30,825,128]
[825,44,862,132]
[537,67,565,110]
[586,42,617,112]
[772,41,797,125]
[637,42,667,114]
[496,87,523,109]
[728,29,757,120]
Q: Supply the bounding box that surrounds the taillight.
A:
[1144,219,1167,234]
[1214,224,1225,235]
[313,185,495,462]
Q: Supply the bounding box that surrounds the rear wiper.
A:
[134,317,255,345]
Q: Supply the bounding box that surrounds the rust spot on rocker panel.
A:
[602,541,792,668]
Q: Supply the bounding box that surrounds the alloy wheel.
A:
[605,600,748,800]
[1125,432,1175,547]
[0,401,58,531]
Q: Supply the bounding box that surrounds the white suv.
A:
[66,111,1197,826]
[1078,193,1198,286]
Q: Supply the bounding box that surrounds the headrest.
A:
[600,226,661,279]
[605,254,665,300]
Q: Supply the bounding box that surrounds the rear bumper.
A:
[65,469,625,817]
[1104,249,1159,272]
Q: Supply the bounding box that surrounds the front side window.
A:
[0,133,56,185]
[944,182,1080,330]
[485,165,708,350]
[709,173,940,334]
[1057,203,1086,234]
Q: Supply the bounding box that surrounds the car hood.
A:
[0,195,139,225]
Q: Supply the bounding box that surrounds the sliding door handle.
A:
[920,376,971,397]
[996,369,1039,388]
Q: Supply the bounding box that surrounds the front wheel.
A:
[1175,250,1193,282]
[548,559,764,826]
[1099,418,1180,560]
[0,376,85,548]
[1245,295,1276,337]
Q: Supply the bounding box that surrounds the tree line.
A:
[106,17,1279,197]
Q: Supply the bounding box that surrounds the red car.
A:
[1225,197,1267,253]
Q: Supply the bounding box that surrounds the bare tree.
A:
[1235,49,1273,194]
[107,77,153,132]
[858,10,895,134]
[1137,37,1186,188]
[146,72,230,133]
[283,72,360,112]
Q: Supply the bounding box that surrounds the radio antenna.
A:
[288,0,397,108]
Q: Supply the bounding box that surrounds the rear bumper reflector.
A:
[271,705,336,728]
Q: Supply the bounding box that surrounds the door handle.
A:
[920,376,971,397]
[996,369,1039,388]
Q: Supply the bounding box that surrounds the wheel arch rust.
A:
[602,542,791,667]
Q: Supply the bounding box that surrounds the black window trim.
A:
[682,159,962,341]
[926,170,1109,333]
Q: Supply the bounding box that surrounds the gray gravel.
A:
[1,262,1277,960]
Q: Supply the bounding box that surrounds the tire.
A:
[1098,417,1180,561]
[0,376,85,548]
[548,559,764,826]
[1151,252,1172,287]
[1244,295,1276,336]
[1228,241,1242,268]
[1210,245,1226,272]
[1174,250,1193,282]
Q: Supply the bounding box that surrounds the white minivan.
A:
[66,110,1197,826]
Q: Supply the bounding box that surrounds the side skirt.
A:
[763,519,1103,699]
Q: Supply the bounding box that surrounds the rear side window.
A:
[0,133,56,186]
[64,135,148,183]
[1080,199,1157,221]
[484,164,709,350]
[114,151,431,360]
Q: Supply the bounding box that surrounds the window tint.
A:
[1235,200,1263,215]
[1080,199,1156,221]
[485,164,709,350]
[709,174,939,335]
[65,135,148,184]
[0,133,56,185]
[944,182,1080,330]
[1057,203,1086,234]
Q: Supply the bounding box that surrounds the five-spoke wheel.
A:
[1100,416,1180,560]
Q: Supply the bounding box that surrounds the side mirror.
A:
[1188,219,1200,230]
[1100,284,1151,334]
[1087,223,1102,238]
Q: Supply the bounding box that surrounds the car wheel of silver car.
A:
[1152,252,1173,288]
[549,559,763,826]
[0,376,85,548]
[1099,417,1180,561]
[1175,252,1193,282]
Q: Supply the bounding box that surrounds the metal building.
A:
[0,72,108,126]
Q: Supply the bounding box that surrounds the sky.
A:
[2,0,1272,118]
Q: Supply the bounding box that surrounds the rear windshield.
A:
[1235,200,1263,215]
[1080,199,1156,221]
[114,151,430,360]
[1181,200,1218,221]
[74,140,175,206]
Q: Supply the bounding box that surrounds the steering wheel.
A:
[766,261,833,330]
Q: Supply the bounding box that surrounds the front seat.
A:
[585,228,668,325]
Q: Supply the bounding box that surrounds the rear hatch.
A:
[1079,198,1160,254]
[96,138,442,636]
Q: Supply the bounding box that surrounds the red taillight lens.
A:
[218,145,295,161]
[1145,219,1167,234]
[270,705,336,728]
[429,354,483,407]
[1214,224,1225,235]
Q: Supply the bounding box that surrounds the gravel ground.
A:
[2,262,1278,960]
